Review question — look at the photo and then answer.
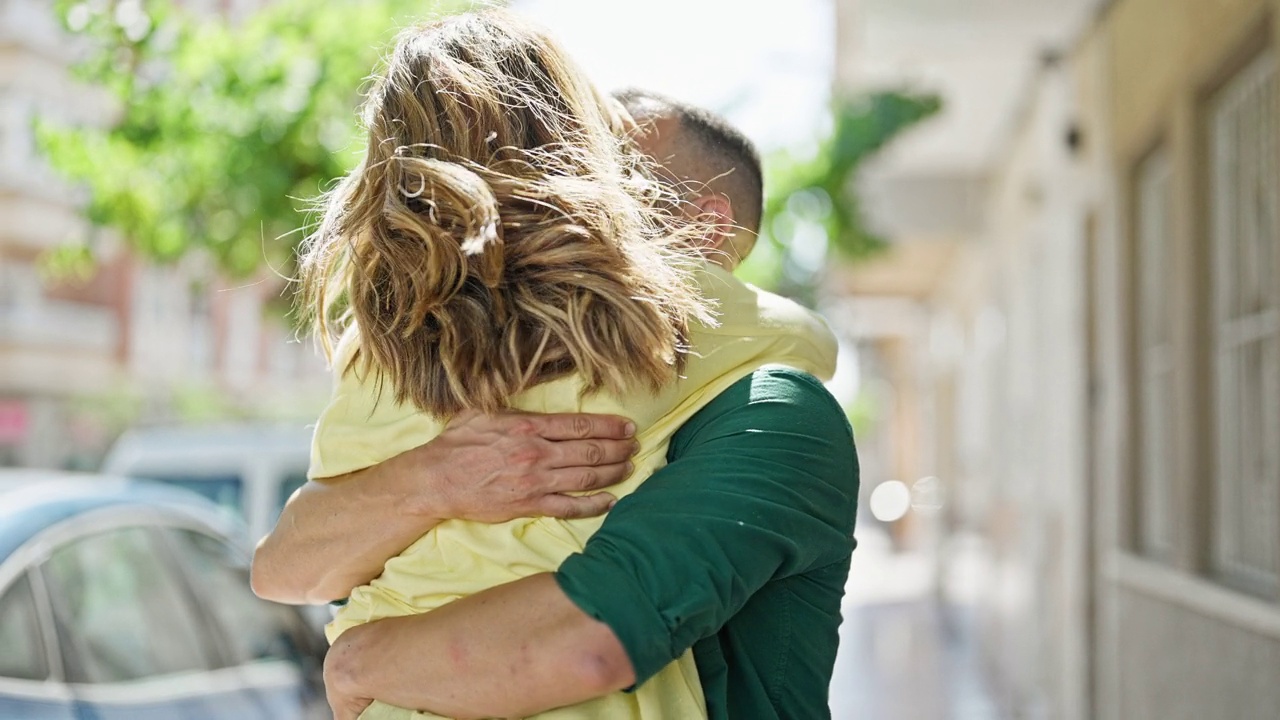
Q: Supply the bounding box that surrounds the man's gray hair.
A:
[613,88,764,234]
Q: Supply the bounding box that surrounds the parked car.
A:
[101,424,312,542]
[0,470,327,720]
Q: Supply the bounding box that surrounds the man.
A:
[252,91,858,719]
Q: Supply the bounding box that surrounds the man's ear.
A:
[691,194,735,252]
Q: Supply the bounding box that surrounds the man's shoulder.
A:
[748,365,842,403]
[691,366,849,422]
[676,366,851,440]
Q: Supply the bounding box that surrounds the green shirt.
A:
[555,368,859,720]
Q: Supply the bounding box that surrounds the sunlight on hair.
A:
[297,9,717,416]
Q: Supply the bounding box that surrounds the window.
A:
[41,527,214,683]
[1209,50,1280,597]
[223,286,262,388]
[0,574,48,681]
[1135,148,1176,559]
[138,474,244,520]
[275,471,308,523]
[161,528,310,667]
[188,280,214,374]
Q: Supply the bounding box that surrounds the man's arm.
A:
[325,573,631,720]
[251,411,639,605]
[322,369,858,717]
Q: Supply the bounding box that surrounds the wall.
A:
[1091,0,1280,717]
[0,0,328,468]
[927,57,1095,718]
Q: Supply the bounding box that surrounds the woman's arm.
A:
[250,411,638,605]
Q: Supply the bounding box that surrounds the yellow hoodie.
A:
[311,262,837,720]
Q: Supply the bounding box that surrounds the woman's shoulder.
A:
[686,263,839,381]
[691,263,833,339]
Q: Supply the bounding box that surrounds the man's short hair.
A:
[613,88,764,235]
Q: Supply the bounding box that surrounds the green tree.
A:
[738,92,942,298]
[40,0,469,278]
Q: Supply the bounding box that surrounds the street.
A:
[830,528,1009,720]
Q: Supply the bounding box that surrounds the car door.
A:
[157,526,325,719]
[37,524,250,720]
[0,572,78,720]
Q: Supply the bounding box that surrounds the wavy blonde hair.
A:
[298,10,711,416]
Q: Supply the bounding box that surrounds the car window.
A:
[275,471,308,524]
[42,526,214,683]
[0,574,49,681]
[163,529,307,666]
[135,474,244,520]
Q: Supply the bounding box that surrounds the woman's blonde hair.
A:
[299,10,711,416]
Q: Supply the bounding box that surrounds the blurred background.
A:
[1,0,1279,718]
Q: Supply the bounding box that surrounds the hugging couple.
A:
[252,9,859,720]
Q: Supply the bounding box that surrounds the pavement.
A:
[828,527,1010,720]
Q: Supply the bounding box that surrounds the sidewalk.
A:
[828,528,1008,720]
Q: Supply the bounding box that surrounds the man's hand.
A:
[251,411,637,605]
[421,410,639,523]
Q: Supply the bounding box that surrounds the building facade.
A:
[836,0,1280,717]
[1090,1,1280,716]
[0,0,326,469]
